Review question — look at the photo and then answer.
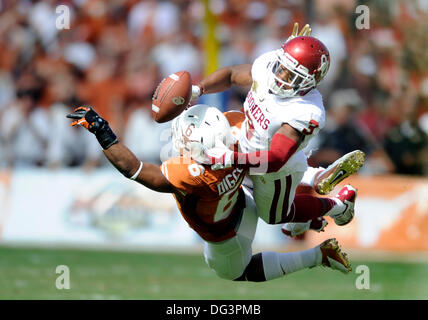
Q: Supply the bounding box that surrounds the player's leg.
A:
[249,170,304,225]
[203,187,258,280]
[248,170,336,228]
[281,193,334,236]
[282,184,358,236]
[236,238,351,282]
[249,162,358,232]
[203,185,352,282]
[282,150,364,235]
[300,150,365,195]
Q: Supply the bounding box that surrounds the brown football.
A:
[152,70,192,123]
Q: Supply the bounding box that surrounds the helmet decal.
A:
[318,54,330,78]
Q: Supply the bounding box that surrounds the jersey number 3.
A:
[302,120,319,135]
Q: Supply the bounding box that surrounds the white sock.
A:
[325,198,346,218]
[300,166,324,187]
[261,248,321,281]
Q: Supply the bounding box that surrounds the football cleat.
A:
[318,238,352,274]
[333,185,357,226]
[314,150,365,195]
[281,217,328,237]
[310,217,328,232]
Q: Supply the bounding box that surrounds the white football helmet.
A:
[171,104,234,164]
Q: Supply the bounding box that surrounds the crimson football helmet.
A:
[268,36,330,98]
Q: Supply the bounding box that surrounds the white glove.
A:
[189,141,211,165]
[191,85,202,102]
[205,147,234,171]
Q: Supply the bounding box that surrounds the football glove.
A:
[287,22,312,42]
[66,106,118,150]
[190,84,203,102]
[205,147,234,171]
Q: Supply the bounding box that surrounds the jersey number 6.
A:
[188,163,205,177]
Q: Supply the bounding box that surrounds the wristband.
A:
[94,120,118,150]
[191,84,203,101]
[130,161,144,180]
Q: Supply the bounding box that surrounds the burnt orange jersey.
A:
[160,111,246,242]
[161,157,247,242]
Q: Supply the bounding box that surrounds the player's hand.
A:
[66,106,118,149]
[190,85,203,102]
[66,106,106,134]
[287,22,311,42]
[205,147,234,171]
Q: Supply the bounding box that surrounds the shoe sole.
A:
[317,150,365,195]
[322,238,352,273]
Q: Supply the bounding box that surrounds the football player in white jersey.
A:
[191,23,365,234]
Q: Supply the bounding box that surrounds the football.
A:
[152,71,192,123]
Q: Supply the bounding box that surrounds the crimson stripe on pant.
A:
[280,175,292,223]
[268,175,292,224]
[269,179,281,224]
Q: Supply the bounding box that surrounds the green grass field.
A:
[1,246,427,299]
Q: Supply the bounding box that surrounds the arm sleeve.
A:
[233,133,298,173]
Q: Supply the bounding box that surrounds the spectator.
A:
[1,86,49,167]
[308,89,394,174]
[0,0,424,177]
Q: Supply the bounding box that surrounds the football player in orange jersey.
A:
[67,104,351,282]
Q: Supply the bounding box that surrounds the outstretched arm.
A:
[66,106,174,193]
[192,22,311,99]
[193,64,252,98]
[103,142,174,193]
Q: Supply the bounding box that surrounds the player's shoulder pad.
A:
[286,110,325,134]
[161,157,205,192]
[278,91,325,131]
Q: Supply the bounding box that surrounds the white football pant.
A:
[203,186,258,280]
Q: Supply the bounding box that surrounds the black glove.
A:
[66,106,118,150]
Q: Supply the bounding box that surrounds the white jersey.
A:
[239,50,326,176]
[238,50,326,224]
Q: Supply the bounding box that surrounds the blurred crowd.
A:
[0,0,427,175]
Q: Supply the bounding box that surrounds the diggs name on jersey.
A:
[217,167,245,196]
